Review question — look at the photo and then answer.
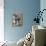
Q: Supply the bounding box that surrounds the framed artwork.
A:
[12,12,23,27]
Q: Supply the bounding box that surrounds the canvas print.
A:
[12,12,23,27]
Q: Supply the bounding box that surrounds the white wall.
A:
[0,0,4,42]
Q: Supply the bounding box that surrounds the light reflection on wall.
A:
[0,0,4,42]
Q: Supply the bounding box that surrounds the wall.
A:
[4,0,40,42]
[40,0,46,26]
[0,0,4,42]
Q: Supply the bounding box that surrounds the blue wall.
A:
[4,0,40,42]
[40,0,46,27]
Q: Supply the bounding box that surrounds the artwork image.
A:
[12,12,23,27]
